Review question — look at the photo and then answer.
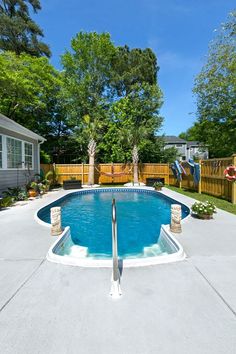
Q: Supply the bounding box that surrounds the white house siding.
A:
[164,143,187,159]
[0,127,40,195]
[187,147,209,160]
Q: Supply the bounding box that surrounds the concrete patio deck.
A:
[0,187,236,354]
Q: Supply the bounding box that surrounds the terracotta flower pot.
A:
[198,214,213,220]
[28,189,37,198]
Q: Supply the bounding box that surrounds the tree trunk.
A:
[132,145,139,185]
[133,163,139,184]
[87,139,96,185]
[88,154,95,185]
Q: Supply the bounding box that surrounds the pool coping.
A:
[34,186,190,267]
[45,224,186,268]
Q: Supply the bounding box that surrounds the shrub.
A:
[0,196,13,209]
[153,181,164,190]
[2,187,28,201]
[40,150,51,164]
[191,201,217,216]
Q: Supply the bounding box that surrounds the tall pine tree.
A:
[0,0,50,57]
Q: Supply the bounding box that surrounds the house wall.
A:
[0,127,40,195]
[187,147,209,160]
[164,143,187,159]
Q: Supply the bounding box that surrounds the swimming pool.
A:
[37,188,189,266]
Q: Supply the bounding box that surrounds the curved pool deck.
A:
[0,187,236,354]
[35,187,189,267]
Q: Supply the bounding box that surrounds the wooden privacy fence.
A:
[41,154,236,204]
[40,163,170,185]
[201,157,235,202]
[169,155,236,203]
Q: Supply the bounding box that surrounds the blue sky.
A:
[35,0,235,135]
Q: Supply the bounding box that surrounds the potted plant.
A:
[191,201,217,219]
[38,183,47,195]
[153,181,164,191]
[27,182,39,197]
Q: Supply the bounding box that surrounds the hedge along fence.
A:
[41,154,236,204]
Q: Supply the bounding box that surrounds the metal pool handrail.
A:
[110,198,122,298]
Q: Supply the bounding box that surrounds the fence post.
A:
[232,154,236,204]
[167,163,170,186]
[198,160,202,194]
[82,163,84,186]
[111,162,114,184]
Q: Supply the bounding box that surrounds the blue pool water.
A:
[38,189,189,258]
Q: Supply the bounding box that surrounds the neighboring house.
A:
[186,140,209,160]
[0,113,45,194]
[163,136,208,161]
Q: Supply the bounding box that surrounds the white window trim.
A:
[0,134,34,170]
[24,141,34,170]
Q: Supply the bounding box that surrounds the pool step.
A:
[69,245,88,258]
[143,243,167,257]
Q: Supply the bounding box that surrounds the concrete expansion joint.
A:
[193,263,236,318]
[0,259,45,314]
[0,257,45,262]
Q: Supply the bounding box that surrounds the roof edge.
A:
[0,113,46,142]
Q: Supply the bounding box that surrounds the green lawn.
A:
[166,186,236,215]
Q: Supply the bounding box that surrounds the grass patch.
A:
[166,186,236,216]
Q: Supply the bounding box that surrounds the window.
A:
[0,135,34,169]
[0,135,2,168]
[175,144,183,148]
[24,142,33,168]
[7,137,22,168]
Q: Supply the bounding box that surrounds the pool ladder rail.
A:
[110,198,122,299]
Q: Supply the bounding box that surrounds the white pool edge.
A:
[45,225,186,268]
[34,187,188,268]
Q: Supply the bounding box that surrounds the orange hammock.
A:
[95,164,132,177]
[100,171,128,177]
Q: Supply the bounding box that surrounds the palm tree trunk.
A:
[132,145,139,185]
[88,154,95,185]
[88,139,96,185]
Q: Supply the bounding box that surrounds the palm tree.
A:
[87,138,96,185]
[82,114,103,185]
[132,145,139,184]
[113,83,163,185]
[119,124,143,185]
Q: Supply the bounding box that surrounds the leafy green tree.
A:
[0,51,67,145]
[0,0,50,57]
[61,31,117,183]
[110,83,163,183]
[179,125,199,141]
[159,146,178,163]
[61,32,166,168]
[111,45,158,96]
[98,46,164,164]
[193,11,236,157]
